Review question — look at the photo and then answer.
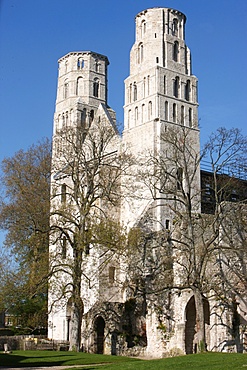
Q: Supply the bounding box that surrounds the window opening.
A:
[77,58,84,70]
[173,103,177,123]
[172,19,178,36]
[173,77,179,98]
[181,105,185,125]
[185,80,190,101]
[133,82,137,101]
[165,101,169,120]
[165,219,170,230]
[61,183,66,203]
[173,41,179,62]
[62,236,67,259]
[109,266,116,284]
[93,79,99,97]
[177,168,183,190]
[189,108,192,127]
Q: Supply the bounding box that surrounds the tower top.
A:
[136,7,186,22]
[58,51,109,65]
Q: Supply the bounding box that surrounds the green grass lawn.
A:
[0,351,247,369]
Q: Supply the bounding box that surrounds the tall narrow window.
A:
[147,75,150,95]
[62,236,67,259]
[148,101,152,120]
[141,104,145,123]
[61,184,66,203]
[177,168,183,190]
[133,82,137,101]
[77,58,84,69]
[172,19,178,36]
[93,79,99,97]
[76,77,83,96]
[173,77,179,98]
[109,266,116,284]
[82,108,87,125]
[138,43,143,63]
[189,108,192,127]
[143,77,146,97]
[164,76,166,94]
[95,61,100,72]
[181,105,185,125]
[185,80,190,101]
[173,41,179,62]
[165,101,169,120]
[90,110,94,125]
[64,81,69,99]
[173,103,177,123]
[165,219,170,230]
[141,20,146,37]
[129,83,132,102]
[135,106,138,124]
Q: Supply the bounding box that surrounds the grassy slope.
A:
[0,351,247,369]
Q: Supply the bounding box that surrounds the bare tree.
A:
[130,126,247,352]
[49,116,132,351]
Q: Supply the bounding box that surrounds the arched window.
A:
[133,82,137,101]
[165,101,169,120]
[61,183,66,203]
[93,78,99,97]
[173,76,179,98]
[185,80,190,101]
[148,101,152,120]
[141,20,146,37]
[76,77,83,96]
[189,108,193,127]
[181,105,185,125]
[90,110,94,125]
[129,83,132,102]
[80,108,86,126]
[177,167,183,190]
[143,77,146,97]
[147,75,150,95]
[95,60,100,72]
[141,104,145,123]
[77,58,84,70]
[138,43,143,63]
[172,19,178,37]
[128,109,131,128]
[109,266,116,284]
[64,80,69,99]
[135,106,138,124]
[164,76,166,94]
[62,236,67,259]
[173,41,179,62]
[173,103,177,123]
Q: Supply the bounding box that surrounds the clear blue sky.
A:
[0,0,247,162]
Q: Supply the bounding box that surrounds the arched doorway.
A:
[185,296,210,354]
[94,316,105,354]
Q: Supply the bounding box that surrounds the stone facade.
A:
[48,7,247,357]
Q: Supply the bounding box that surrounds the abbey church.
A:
[48,7,247,357]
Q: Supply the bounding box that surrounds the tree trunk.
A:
[193,289,206,352]
[69,247,83,351]
[69,301,82,351]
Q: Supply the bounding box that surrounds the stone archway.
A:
[94,316,105,354]
[185,296,210,354]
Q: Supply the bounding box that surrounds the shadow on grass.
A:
[0,351,138,368]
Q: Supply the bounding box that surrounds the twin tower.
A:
[53,7,198,146]
[53,7,199,226]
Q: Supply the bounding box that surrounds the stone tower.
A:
[122,7,200,229]
[53,51,112,135]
